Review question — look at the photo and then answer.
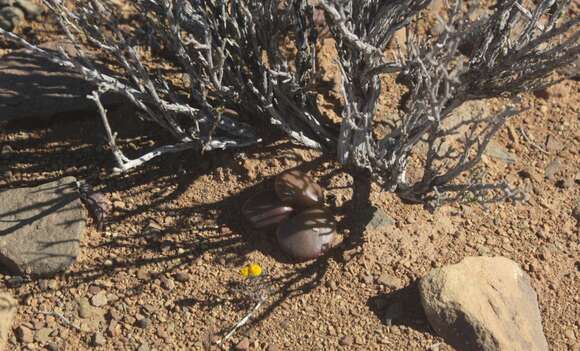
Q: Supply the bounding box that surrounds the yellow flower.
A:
[240,263,262,279]
[248,263,262,277]
[240,266,250,278]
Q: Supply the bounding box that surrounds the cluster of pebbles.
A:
[242,169,337,261]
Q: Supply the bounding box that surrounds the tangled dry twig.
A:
[1,0,577,205]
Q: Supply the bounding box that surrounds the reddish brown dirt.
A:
[1,5,579,351]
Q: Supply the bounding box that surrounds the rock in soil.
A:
[34,327,52,344]
[234,337,250,351]
[15,325,34,344]
[0,176,85,276]
[365,206,394,231]
[91,332,106,347]
[485,141,517,164]
[0,292,17,349]
[376,272,402,290]
[339,335,353,346]
[90,291,108,307]
[544,158,562,180]
[419,256,549,351]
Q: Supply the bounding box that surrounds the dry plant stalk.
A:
[0,0,578,205]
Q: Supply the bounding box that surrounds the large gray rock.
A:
[419,256,548,351]
[0,43,122,122]
[0,292,17,350]
[0,177,85,276]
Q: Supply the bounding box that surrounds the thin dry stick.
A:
[87,91,128,167]
[37,310,82,332]
[518,127,550,155]
[217,295,267,348]
[88,90,199,173]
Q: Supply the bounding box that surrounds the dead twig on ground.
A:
[37,310,82,332]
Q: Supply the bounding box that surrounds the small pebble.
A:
[376,273,402,290]
[174,272,190,282]
[136,269,150,280]
[108,309,121,321]
[326,280,337,290]
[92,332,106,346]
[160,276,175,290]
[47,280,59,290]
[339,335,353,346]
[235,337,250,351]
[91,291,108,307]
[35,327,53,343]
[7,276,25,288]
[135,317,151,329]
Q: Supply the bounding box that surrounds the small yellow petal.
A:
[240,266,250,278]
[248,263,262,277]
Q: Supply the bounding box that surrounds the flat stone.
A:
[365,206,394,231]
[485,141,517,164]
[0,293,17,349]
[419,256,549,351]
[0,177,85,276]
[0,43,123,123]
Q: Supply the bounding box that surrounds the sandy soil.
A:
[0,3,579,351]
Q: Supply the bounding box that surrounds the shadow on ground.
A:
[368,281,436,337]
[1,107,380,345]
